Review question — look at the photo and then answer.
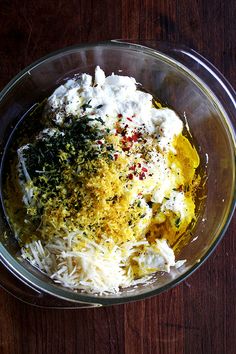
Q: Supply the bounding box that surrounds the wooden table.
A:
[0,1,235,353]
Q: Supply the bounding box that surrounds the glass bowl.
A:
[0,40,235,308]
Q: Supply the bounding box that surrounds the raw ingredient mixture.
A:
[9,67,200,294]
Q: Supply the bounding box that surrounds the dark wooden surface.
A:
[0,1,235,353]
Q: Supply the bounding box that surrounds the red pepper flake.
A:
[97,140,103,145]
[114,153,119,160]
[129,165,136,171]
[131,132,141,142]
[139,172,146,180]
[118,113,123,118]
[142,167,148,172]
[123,146,131,151]
[121,136,133,151]
[128,173,134,180]
[127,117,133,122]
[137,163,141,168]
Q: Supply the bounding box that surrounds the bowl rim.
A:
[0,40,235,306]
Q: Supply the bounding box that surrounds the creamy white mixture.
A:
[47,66,183,151]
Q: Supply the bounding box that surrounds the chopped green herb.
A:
[106,145,114,151]
[175,217,181,228]
[184,184,190,192]
[81,99,92,111]
[95,117,105,125]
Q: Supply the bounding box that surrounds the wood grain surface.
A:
[0,1,235,353]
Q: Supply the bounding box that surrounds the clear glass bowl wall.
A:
[0,41,235,307]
